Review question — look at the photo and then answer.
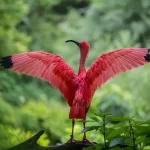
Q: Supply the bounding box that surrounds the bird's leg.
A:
[83,121,86,138]
[66,119,76,143]
[71,119,75,142]
[82,120,88,141]
[82,120,93,144]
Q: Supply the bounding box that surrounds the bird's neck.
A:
[78,58,86,74]
[78,52,87,74]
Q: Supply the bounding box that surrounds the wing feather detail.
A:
[86,48,149,101]
[0,52,77,105]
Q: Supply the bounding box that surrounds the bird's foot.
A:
[65,135,77,144]
[82,138,95,145]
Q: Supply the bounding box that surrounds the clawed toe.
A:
[82,138,95,145]
[65,135,77,144]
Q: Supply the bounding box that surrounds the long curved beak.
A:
[66,40,80,47]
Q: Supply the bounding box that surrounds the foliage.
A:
[83,112,150,150]
[0,0,30,56]
[0,124,33,149]
[89,83,149,120]
[0,97,71,149]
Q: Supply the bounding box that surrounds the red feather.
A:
[11,52,77,106]
[86,48,149,103]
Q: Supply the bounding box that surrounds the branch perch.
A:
[7,130,91,150]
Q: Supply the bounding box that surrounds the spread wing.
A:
[0,52,77,106]
[86,48,150,100]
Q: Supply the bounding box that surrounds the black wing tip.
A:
[0,56,13,68]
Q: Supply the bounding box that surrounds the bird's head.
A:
[66,40,90,57]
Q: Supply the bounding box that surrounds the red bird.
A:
[0,40,150,143]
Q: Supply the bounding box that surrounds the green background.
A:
[0,0,150,149]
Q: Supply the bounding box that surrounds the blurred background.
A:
[1,0,150,149]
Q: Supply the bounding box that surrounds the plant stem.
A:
[129,119,136,148]
[102,115,107,148]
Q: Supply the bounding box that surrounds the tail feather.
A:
[69,105,86,120]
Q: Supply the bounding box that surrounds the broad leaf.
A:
[108,116,130,122]
[109,137,129,148]
[93,112,111,117]
[90,116,101,122]
[80,126,100,134]
[107,128,128,140]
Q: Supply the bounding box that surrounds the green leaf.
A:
[93,112,111,117]
[136,137,150,145]
[136,127,150,136]
[107,127,128,140]
[108,116,130,122]
[112,122,127,128]
[80,126,100,134]
[109,137,129,148]
[90,116,101,122]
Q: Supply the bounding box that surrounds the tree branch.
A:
[7,130,91,150]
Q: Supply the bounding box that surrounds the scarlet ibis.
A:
[0,40,150,143]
